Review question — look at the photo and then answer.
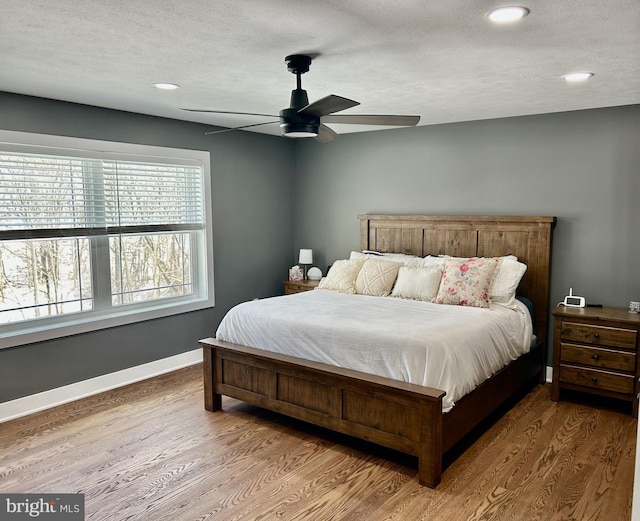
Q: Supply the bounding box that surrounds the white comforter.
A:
[215,290,533,412]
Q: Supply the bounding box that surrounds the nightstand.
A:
[283,279,319,295]
[551,306,640,417]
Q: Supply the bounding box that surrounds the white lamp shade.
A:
[298,249,313,264]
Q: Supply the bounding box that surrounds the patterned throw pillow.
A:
[354,259,401,297]
[436,257,498,308]
[317,259,365,294]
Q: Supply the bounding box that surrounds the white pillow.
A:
[317,259,364,294]
[354,259,401,297]
[350,250,424,268]
[490,257,527,304]
[391,267,443,302]
[420,255,447,269]
[349,250,378,260]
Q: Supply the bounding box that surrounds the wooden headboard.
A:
[358,215,556,342]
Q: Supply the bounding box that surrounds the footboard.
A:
[200,337,446,487]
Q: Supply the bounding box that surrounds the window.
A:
[0,130,213,349]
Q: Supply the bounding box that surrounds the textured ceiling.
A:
[1,0,639,138]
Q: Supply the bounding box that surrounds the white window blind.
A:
[0,130,213,349]
[102,160,204,232]
[0,154,205,239]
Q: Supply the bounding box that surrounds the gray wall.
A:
[2,94,638,402]
[292,105,640,357]
[0,92,295,402]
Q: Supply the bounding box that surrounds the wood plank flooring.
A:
[0,364,636,520]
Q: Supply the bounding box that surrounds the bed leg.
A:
[202,344,222,411]
[418,457,441,488]
[417,401,443,488]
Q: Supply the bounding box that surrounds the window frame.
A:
[0,130,214,350]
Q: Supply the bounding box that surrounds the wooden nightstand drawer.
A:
[283,280,320,295]
[560,343,636,372]
[559,365,635,395]
[560,321,637,350]
[286,283,307,293]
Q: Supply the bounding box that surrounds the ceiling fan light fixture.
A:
[487,6,530,23]
[281,122,319,138]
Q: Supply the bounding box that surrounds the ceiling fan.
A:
[181,54,420,143]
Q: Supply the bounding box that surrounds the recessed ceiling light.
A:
[562,72,594,83]
[153,82,181,90]
[487,6,530,23]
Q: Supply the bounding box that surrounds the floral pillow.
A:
[436,257,498,308]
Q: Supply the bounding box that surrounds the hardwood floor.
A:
[1,364,636,520]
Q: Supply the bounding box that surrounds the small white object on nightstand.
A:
[307,267,322,281]
[563,288,585,308]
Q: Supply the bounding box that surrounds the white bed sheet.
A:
[215,290,533,412]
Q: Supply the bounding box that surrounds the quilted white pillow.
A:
[490,257,527,304]
[317,259,365,294]
[391,267,443,301]
[355,259,401,297]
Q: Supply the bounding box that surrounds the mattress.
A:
[215,290,533,412]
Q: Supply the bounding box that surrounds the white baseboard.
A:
[0,349,202,423]
[0,356,554,424]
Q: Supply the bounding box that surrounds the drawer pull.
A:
[591,354,600,361]
[593,333,600,340]
[591,376,598,384]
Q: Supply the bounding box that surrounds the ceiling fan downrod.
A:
[285,54,312,109]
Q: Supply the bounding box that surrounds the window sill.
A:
[0,297,214,350]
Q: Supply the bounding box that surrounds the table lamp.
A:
[298,249,313,279]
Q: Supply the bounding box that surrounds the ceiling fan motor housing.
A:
[279,105,320,137]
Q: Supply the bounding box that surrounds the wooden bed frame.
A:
[200,215,556,487]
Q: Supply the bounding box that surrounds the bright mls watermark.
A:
[0,494,84,520]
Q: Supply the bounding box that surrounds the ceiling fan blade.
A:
[182,108,278,118]
[204,120,280,135]
[299,95,360,117]
[315,123,339,143]
[321,114,420,126]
